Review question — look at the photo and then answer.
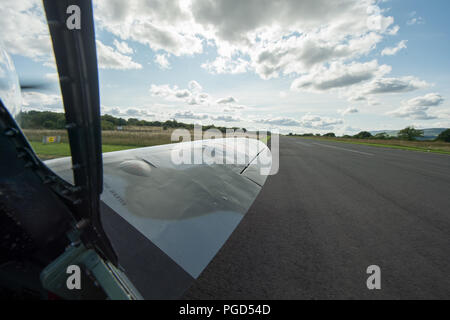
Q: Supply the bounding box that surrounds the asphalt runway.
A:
[183,136,450,299]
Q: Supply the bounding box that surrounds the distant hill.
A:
[370,128,448,141]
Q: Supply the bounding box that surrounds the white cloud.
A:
[192,0,392,43]
[405,93,444,107]
[94,0,399,83]
[388,105,437,120]
[216,96,238,104]
[151,82,212,106]
[223,105,246,112]
[171,111,242,123]
[248,32,384,80]
[388,93,444,120]
[348,95,367,102]
[96,40,142,70]
[299,114,344,129]
[386,25,400,36]
[151,84,180,97]
[151,84,189,99]
[154,54,170,69]
[255,114,343,130]
[173,110,208,120]
[256,117,301,127]
[339,107,359,115]
[381,40,407,56]
[150,82,243,109]
[44,73,58,81]
[102,106,123,116]
[102,105,154,119]
[188,93,209,105]
[94,0,203,56]
[202,56,249,75]
[343,126,362,134]
[0,1,53,62]
[175,89,190,98]
[407,11,425,26]
[345,76,429,104]
[113,39,134,54]
[291,60,390,92]
[211,114,242,122]
[22,91,62,108]
[192,0,395,80]
[368,97,381,106]
[361,76,429,94]
[125,108,154,118]
[188,80,203,92]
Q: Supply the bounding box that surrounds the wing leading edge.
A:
[45,137,272,298]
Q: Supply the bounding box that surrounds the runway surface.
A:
[183,136,450,299]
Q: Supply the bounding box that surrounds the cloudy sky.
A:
[2,0,450,134]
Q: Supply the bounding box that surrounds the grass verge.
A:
[25,129,269,159]
[29,141,140,160]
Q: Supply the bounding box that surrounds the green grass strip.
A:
[29,141,140,159]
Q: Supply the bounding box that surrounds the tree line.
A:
[289,127,450,142]
[16,111,450,142]
[16,111,247,134]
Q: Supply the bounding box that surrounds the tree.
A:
[353,131,372,139]
[127,118,140,126]
[101,120,115,130]
[323,132,336,137]
[373,132,388,140]
[398,126,424,141]
[16,110,247,134]
[43,120,55,129]
[436,129,450,142]
[102,114,126,126]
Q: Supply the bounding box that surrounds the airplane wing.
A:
[45,137,272,299]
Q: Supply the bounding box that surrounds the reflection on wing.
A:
[45,138,271,298]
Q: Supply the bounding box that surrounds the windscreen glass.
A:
[0,45,22,120]
[0,2,71,168]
